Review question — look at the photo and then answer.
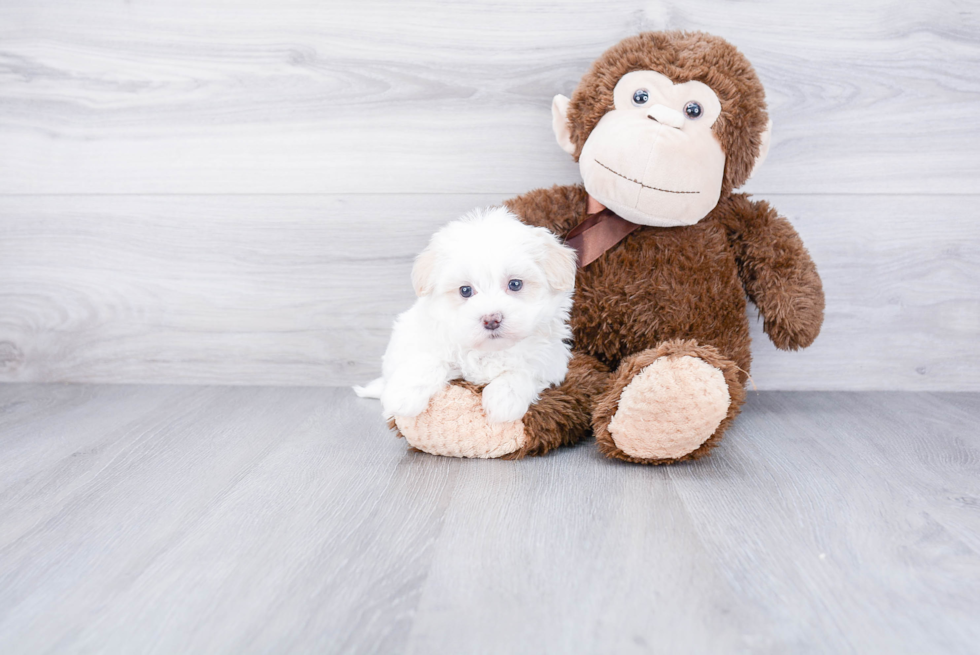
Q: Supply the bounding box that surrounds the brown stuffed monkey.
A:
[391,31,825,464]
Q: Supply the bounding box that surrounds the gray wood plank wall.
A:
[1,0,978,389]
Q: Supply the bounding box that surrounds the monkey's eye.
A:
[631,89,650,106]
[508,279,523,292]
[684,101,703,119]
[459,286,473,298]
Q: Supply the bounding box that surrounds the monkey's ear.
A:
[747,118,773,181]
[411,248,438,297]
[551,95,576,156]
[538,232,578,292]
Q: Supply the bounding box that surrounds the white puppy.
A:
[354,206,577,423]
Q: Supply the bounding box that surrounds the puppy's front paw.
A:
[382,384,440,418]
[481,379,531,423]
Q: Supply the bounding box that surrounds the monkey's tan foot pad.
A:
[607,355,731,461]
[393,384,526,458]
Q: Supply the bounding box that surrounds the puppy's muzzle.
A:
[482,313,503,331]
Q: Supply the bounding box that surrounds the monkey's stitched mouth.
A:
[594,160,700,195]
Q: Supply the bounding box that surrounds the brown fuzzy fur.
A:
[504,183,823,461]
[502,353,611,459]
[398,32,823,464]
[717,195,825,350]
[565,31,770,197]
[493,32,824,463]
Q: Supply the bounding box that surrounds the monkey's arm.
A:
[720,194,825,350]
[504,184,589,237]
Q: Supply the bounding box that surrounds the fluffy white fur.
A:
[353,206,577,424]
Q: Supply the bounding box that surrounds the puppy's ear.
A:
[411,247,438,297]
[538,232,577,292]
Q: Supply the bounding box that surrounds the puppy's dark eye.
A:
[684,101,703,119]
[632,89,650,106]
[508,279,523,292]
[459,286,473,298]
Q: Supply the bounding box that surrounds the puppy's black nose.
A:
[482,313,503,331]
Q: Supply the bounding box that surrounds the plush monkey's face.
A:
[554,70,769,227]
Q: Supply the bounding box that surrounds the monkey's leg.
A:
[592,340,746,464]
[390,353,610,459]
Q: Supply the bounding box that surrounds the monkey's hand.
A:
[721,195,825,351]
[757,276,825,351]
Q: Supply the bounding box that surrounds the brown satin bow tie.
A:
[564,208,641,268]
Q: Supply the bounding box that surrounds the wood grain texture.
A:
[0,0,978,194]
[0,384,977,653]
[1,1,978,390]
[1,194,977,390]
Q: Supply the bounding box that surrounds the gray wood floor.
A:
[0,384,977,654]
